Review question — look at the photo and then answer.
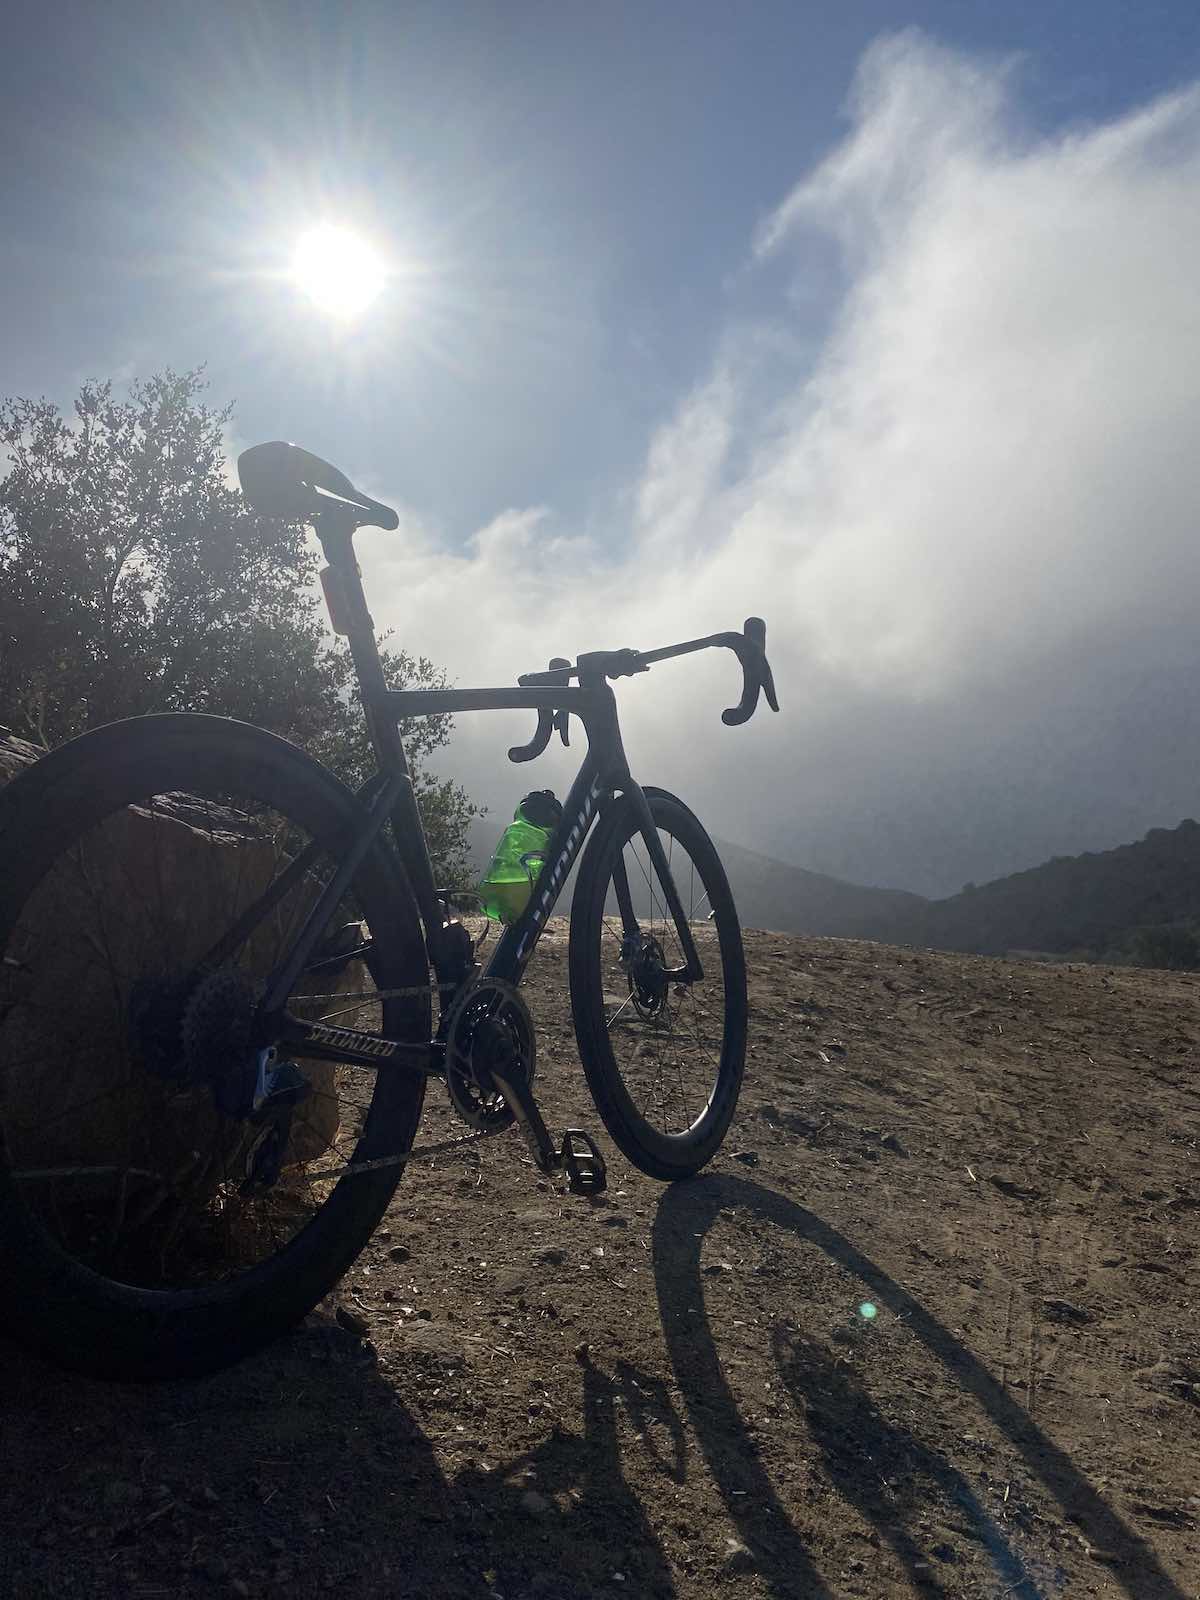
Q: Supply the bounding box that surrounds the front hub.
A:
[622,931,669,1018]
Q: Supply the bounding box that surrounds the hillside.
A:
[3,926,1196,1596]
[896,817,1200,958]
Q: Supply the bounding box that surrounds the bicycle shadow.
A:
[772,1323,1043,1598]
[653,1174,1186,1600]
[0,1317,682,1599]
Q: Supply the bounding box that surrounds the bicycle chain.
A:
[297,982,458,1005]
[292,981,519,1177]
[304,1125,498,1180]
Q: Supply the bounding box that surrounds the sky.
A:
[4,1,1200,896]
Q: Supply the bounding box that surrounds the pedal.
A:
[560,1129,607,1196]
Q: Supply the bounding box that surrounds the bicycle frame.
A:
[263,510,703,1076]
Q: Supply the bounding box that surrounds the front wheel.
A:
[569,789,747,1180]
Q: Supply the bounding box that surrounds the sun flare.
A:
[291,225,385,320]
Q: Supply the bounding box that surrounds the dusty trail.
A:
[2,925,1197,1597]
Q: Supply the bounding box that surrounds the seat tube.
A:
[316,517,445,946]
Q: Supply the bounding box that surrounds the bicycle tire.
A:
[0,714,429,1379]
[568,788,747,1180]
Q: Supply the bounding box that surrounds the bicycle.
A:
[0,441,778,1379]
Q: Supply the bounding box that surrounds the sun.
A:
[291,225,385,321]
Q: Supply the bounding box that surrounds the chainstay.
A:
[305,1126,497,1180]
[299,982,460,1005]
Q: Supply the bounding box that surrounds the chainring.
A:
[443,978,536,1132]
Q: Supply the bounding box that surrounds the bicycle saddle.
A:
[237,441,399,531]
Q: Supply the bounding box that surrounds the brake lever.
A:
[509,657,574,762]
[549,657,572,746]
[721,616,780,726]
[508,707,554,763]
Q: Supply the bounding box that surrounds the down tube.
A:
[488,753,609,983]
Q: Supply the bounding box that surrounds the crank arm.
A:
[489,1065,558,1174]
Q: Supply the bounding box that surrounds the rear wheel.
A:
[0,715,429,1378]
[569,790,747,1179]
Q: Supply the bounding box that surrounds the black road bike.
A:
[0,442,778,1378]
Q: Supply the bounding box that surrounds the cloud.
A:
[359,32,1200,896]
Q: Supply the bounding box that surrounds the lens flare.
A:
[291,225,385,321]
[858,1301,878,1320]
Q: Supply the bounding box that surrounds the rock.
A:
[388,1246,411,1264]
[0,739,358,1181]
[990,1175,1042,1200]
[1041,1296,1092,1326]
[722,1541,757,1575]
[574,1341,592,1364]
[103,1480,142,1511]
[335,1305,370,1339]
[732,1151,759,1167]
[533,1246,567,1267]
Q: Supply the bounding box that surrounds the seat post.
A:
[315,515,409,779]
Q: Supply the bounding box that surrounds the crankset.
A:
[443,978,536,1132]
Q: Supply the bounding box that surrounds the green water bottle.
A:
[479,790,563,924]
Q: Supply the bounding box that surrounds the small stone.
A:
[732,1150,759,1167]
[388,1245,411,1264]
[521,1489,551,1517]
[722,1541,756,1575]
[534,1246,567,1266]
[335,1305,370,1338]
[103,1480,142,1510]
[702,1261,734,1275]
[415,1308,432,1321]
[574,1341,592,1364]
[1041,1296,1092,1326]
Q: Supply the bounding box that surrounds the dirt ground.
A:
[1,921,1197,1599]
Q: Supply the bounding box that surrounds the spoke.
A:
[600,823,727,1136]
[605,992,638,1031]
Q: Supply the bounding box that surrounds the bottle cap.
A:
[519,790,562,830]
